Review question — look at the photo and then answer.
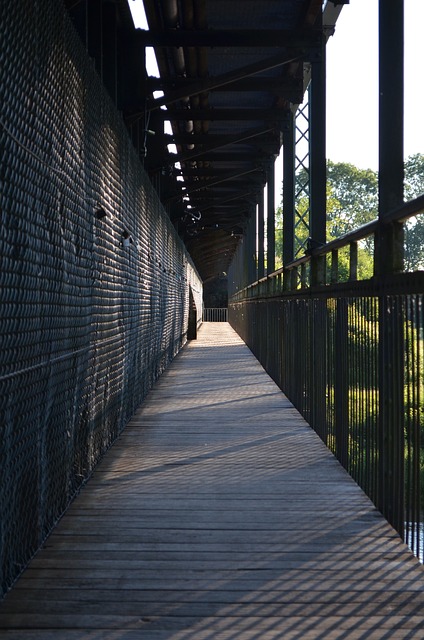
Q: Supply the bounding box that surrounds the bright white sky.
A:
[128,0,424,194]
[326,0,424,171]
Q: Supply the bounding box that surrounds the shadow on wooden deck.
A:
[1,323,424,638]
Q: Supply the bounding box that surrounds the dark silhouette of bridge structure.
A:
[1,1,424,636]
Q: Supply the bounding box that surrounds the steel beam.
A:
[247,210,257,284]
[376,0,404,276]
[267,161,276,274]
[179,152,267,163]
[198,191,255,210]
[146,51,303,111]
[283,111,295,265]
[258,192,265,279]
[376,0,405,540]
[137,28,321,48]
[171,168,262,200]
[159,108,290,122]
[309,12,326,286]
[145,76,303,97]
[168,126,275,163]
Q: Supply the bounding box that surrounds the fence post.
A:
[376,0,405,535]
[335,298,349,468]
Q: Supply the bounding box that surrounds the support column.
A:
[267,161,275,274]
[257,193,265,279]
[309,11,326,286]
[377,0,405,536]
[246,209,257,284]
[376,0,404,274]
[283,110,295,265]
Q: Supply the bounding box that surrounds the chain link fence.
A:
[0,0,202,596]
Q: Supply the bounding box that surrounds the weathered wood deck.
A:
[1,322,424,638]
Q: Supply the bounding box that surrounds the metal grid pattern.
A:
[0,0,202,596]
[294,95,310,258]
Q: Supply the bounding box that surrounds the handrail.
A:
[283,193,424,272]
[233,194,424,298]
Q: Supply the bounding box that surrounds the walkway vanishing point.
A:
[1,323,424,639]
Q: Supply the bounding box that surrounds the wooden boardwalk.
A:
[1,322,424,639]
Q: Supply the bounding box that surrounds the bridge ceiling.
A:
[67,0,327,283]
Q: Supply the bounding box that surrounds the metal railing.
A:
[203,308,228,322]
[229,194,424,560]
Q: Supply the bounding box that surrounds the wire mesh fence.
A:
[0,0,202,596]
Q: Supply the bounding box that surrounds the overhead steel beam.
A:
[146,51,304,111]
[167,133,271,146]
[159,108,290,122]
[146,76,303,96]
[166,125,275,147]
[137,28,321,48]
[180,152,267,162]
[167,126,275,163]
[199,191,256,211]
[176,167,260,177]
[169,168,262,201]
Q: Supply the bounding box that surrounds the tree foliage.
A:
[404,154,424,271]
[276,155,424,274]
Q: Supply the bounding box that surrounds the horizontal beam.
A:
[137,28,321,48]
[166,132,273,146]
[159,108,290,122]
[173,168,262,201]
[146,51,303,112]
[180,152,267,162]
[146,76,303,96]
[176,167,261,177]
[166,126,275,161]
[196,191,256,210]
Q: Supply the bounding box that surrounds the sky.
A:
[128,0,424,192]
[326,0,424,171]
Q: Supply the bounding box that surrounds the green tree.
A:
[404,154,424,271]
[404,153,424,202]
[278,156,424,274]
[277,162,377,277]
[326,161,378,237]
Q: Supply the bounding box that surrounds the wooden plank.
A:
[5,588,424,606]
[0,629,421,640]
[7,571,423,592]
[1,612,424,632]
[3,599,424,618]
[1,323,424,638]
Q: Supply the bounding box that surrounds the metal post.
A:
[283,110,295,265]
[335,298,349,468]
[309,10,326,285]
[376,0,404,275]
[377,0,405,536]
[247,208,257,284]
[257,193,265,279]
[267,161,275,274]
